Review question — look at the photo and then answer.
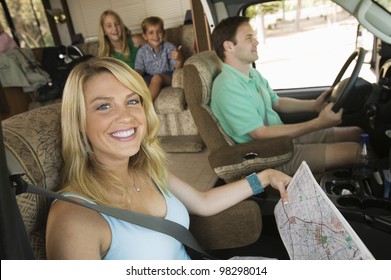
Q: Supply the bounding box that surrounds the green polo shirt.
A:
[210,63,282,144]
[111,38,138,69]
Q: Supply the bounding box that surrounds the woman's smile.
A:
[109,128,136,140]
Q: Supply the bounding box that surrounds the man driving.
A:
[210,16,362,175]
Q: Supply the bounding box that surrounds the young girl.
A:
[98,10,138,69]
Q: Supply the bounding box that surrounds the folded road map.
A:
[274,161,375,260]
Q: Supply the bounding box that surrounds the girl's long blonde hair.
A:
[61,56,167,207]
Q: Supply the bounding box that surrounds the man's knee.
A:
[324,142,359,169]
[333,126,362,142]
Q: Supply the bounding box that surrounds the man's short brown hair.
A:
[212,16,250,61]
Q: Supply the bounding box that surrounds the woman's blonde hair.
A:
[61,56,167,206]
[98,10,130,59]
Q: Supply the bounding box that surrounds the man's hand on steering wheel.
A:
[314,89,332,113]
[317,102,343,128]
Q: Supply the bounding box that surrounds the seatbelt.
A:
[6,148,214,259]
[257,84,269,126]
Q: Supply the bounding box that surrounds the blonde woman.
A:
[46,57,291,260]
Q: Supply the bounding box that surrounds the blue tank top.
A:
[63,187,191,260]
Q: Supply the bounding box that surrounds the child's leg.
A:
[149,74,172,101]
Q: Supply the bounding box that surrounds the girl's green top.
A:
[111,37,138,69]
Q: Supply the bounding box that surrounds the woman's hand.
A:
[260,169,291,204]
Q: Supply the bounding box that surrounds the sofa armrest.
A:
[209,137,294,182]
[171,68,184,88]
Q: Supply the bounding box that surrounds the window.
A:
[373,0,391,12]
[245,0,376,89]
[1,0,54,47]
[0,8,10,34]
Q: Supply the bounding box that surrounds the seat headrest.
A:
[184,51,222,105]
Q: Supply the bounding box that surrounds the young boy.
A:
[135,16,183,101]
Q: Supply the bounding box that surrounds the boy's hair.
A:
[141,16,165,34]
[212,16,250,61]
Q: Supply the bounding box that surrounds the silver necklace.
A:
[132,171,141,192]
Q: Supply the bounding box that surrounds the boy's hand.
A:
[171,45,183,68]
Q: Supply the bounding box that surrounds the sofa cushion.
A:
[157,109,198,137]
[158,135,204,153]
[154,87,186,114]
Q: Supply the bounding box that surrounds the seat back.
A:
[183,51,235,153]
[165,24,196,63]
[2,103,62,259]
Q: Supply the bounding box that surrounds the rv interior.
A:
[1,0,391,260]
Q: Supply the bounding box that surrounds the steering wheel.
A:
[329,47,366,113]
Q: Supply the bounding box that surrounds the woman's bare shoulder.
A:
[46,197,110,259]
[48,196,108,232]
